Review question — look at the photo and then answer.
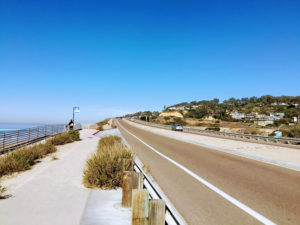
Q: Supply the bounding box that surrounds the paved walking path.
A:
[0,130,100,225]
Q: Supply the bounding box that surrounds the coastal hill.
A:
[125,95,300,137]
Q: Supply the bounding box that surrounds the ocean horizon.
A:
[0,123,44,132]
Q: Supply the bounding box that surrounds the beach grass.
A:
[83,135,133,189]
[0,130,80,178]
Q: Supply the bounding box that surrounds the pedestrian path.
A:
[0,130,98,225]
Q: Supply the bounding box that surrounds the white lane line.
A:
[117,121,276,225]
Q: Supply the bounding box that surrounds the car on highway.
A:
[171,124,183,131]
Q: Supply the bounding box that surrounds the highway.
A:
[117,119,300,225]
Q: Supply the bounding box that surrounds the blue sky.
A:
[1,0,299,124]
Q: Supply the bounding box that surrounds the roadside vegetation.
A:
[96,118,117,131]
[83,135,133,189]
[96,119,110,131]
[50,130,80,145]
[111,120,117,129]
[0,130,80,178]
[0,184,7,199]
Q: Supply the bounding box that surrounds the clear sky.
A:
[1,0,299,124]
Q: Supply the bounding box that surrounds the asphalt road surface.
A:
[117,119,300,225]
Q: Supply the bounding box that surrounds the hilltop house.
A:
[245,113,255,121]
[269,113,284,120]
[168,106,185,111]
[230,111,245,119]
[191,105,203,110]
[256,114,269,121]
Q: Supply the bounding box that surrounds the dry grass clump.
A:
[51,155,59,160]
[83,135,133,189]
[0,130,80,178]
[96,119,110,131]
[98,135,122,149]
[50,130,80,145]
[111,120,117,129]
[50,133,72,145]
[0,141,56,177]
[68,130,80,141]
[0,184,7,199]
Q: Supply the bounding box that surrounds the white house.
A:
[230,112,245,119]
[270,113,284,118]
[256,114,269,120]
[168,106,185,111]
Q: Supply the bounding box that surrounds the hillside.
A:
[125,95,300,138]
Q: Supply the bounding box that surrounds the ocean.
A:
[0,123,43,132]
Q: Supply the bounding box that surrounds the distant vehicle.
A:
[171,124,183,131]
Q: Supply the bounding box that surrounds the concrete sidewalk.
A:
[80,189,131,225]
[0,129,127,225]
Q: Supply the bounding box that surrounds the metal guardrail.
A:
[133,161,186,225]
[0,125,67,153]
[130,119,300,145]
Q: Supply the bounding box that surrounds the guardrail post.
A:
[149,199,165,225]
[122,171,143,208]
[132,189,149,225]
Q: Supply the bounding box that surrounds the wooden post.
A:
[122,171,134,208]
[122,171,144,208]
[133,172,144,190]
[132,189,149,225]
[149,199,165,225]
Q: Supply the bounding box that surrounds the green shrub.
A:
[83,135,133,189]
[68,130,80,141]
[205,127,220,131]
[51,133,73,145]
[173,117,187,126]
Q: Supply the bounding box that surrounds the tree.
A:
[249,96,258,104]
